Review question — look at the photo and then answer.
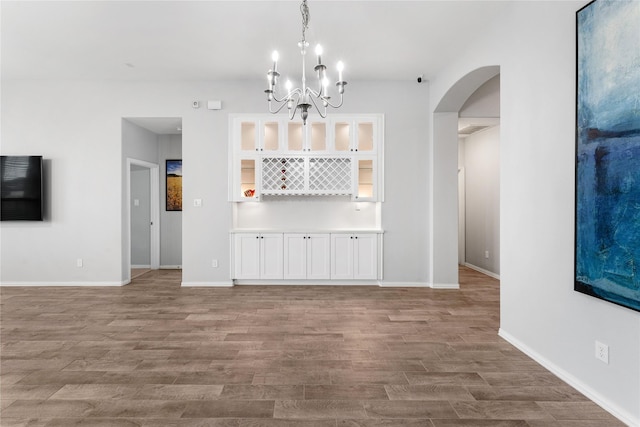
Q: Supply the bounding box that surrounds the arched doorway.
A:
[431,66,500,288]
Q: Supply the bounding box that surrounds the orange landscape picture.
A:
[166,159,182,211]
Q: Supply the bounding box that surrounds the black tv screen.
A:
[1,156,44,221]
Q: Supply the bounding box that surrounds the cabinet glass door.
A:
[241,122,257,151]
[356,158,374,199]
[309,122,327,151]
[357,122,374,151]
[287,122,304,151]
[263,122,279,151]
[240,159,258,200]
[334,121,351,151]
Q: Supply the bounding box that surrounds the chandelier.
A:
[265,0,346,125]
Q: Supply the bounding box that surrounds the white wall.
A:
[461,126,500,275]
[159,135,182,268]
[430,1,639,424]
[1,80,430,288]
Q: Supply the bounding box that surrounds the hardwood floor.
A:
[1,267,624,426]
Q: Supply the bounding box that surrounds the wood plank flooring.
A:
[1,267,624,426]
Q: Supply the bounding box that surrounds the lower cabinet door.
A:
[283,234,307,280]
[260,233,284,279]
[306,234,331,280]
[353,234,377,280]
[331,234,354,280]
[234,234,261,279]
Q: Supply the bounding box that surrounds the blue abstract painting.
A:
[575,0,640,312]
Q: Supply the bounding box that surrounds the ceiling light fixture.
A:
[265,0,346,125]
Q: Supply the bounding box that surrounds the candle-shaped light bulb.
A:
[272,51,279,72]
[337,61,344,82]
[285,79,293,94]
[315,44,323,65]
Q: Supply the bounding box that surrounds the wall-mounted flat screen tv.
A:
[1,155,44,221]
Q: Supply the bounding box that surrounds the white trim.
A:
[181,281,234,287]
[499,328,638,427]
[0,281,128,287]
[464,262,500,280]
[126,158,161,283]
[132,264,151,269]
[431,282,460,289]
[160,265,182,270]
[379,281,430,288]
[232,280,380,286]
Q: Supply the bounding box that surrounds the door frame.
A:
[126,158,160,279]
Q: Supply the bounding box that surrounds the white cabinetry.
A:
[230,115,383,201]
[233,233,283,279]
[285,120,328,153]
[330,233,378,280]
[283,233,331,280]
[238,119,281,153]
[231,231,380,282]
[334,118,377,153]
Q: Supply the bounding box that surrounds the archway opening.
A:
[431,66,500,287]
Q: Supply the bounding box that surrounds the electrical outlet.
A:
[484,250,490,259]
[595,341,609,364]
[212,259,218,268]
[76,258,83,268]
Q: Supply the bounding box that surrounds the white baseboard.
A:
[131,264,151,269]
[232,280,380,286]
[432,282,460,289]
[464,262,500,280]
[379,281,430,287]
[181,281,234,287]
[0,281,127,287]
[499,328,637,427]
[377,281,460,289]
[161,265,182,270]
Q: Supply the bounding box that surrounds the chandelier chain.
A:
[300,0,310,43]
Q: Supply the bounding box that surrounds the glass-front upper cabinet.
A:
[334,119,376,152]
[286,121,327,152]
[239,120,280,152]
[353,157,376,201]
[334,121,351,152]
[238,158,260,201]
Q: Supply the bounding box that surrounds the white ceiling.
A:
[1,1,512,82]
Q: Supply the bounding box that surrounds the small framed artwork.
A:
[166,159,182,211]
[575,0,640,312]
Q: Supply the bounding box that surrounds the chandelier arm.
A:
[268,99,292,115]
[306,87,320,99]
[289,105,298,121]
[271,87,302,104]
[322,92,345,109]
[306,92,327,118]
